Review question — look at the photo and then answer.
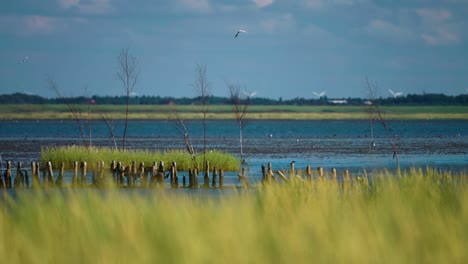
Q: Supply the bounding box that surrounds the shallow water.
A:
[0,119,467,183]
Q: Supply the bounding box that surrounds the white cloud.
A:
[416,8,461,46]
[259,13,295,34]
[365,19,413,42]
[24,16,58,34]
[416,8,452,23]
[175,0,212,13]
[302,0,364,9]
[252,0,274,8]
[57,0,112,14]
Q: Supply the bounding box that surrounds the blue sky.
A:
[1,0,467,99]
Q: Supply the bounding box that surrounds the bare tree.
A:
[117,47,139,150]
[165,109,198,168]
[365,77,400,167]
[226,81,253,164]
[48,76,90,148]
[192,64,210,167]
[100,114,118,150]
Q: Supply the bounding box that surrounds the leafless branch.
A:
[365,77,400,167]
[226,80,252,163]
[47,76,90,148]
[117,47,139,150]
[192,63,210,167]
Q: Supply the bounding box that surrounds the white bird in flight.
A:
[17,56,29,64]
[389,89,403,98]
[234,29,247,38]
[313,91,326,98]
[243,91,257,98]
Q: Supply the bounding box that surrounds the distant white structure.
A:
[328,100,348,104]
[364,100,372,105]
[234,29,247,38]
[389,89,403,98]
[313,91,326,98]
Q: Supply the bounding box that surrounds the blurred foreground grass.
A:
[1,168,467,263]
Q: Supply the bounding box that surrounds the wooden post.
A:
[46,161,55,186]
[188,169,193,188]
[157,161,164,189]
[219,169,224,188]
[331,168,337,182]
[290,162,295,179]
[150,162,157,187]
[317,167,324,178]
[98,161,106,187]
[277,170,289,183]
[171,161,178,189]
[14,162,23,188]
[139,162,146,188]
[117,162,123,186]
[193,168,199,189]
[238,167,249,188]
[6,161,12,188]
[267,163,274,182]
[306,165,312,181]
[131,161,137,187]
[56,162,64,187]
[212,165,217,188]
[111,160,117,184]
[344,169,350,182]
[261,164,267,185]
[30,161,40,188]
[73,161,79,186]
[183,174,186,188]
[203,161,210,189]
[81,161,87,187]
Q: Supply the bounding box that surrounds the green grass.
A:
[1,168,467,263]
[41,146,240,171]
[1,104,467,119]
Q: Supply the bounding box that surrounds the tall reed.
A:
[41,146,239,171]
[1,169,467,263]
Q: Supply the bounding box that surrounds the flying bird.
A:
[243,91,257,98]
[234,29,247,38]
[313,91,326,98]
[17,56,29,64]
[389,89,403,98]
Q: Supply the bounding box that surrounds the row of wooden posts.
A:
[0,160,226,189]
[0,160,351,189]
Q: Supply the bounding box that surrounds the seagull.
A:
[17,56,29,64]
[243,91,257,98]
[313,91,326,98]
[388,89,403,98]
[234,29,247,38]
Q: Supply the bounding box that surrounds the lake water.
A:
[0,119,467,186]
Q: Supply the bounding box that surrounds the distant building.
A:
[328,100,348,104]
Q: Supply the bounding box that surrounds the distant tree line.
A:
[0,92,467,106]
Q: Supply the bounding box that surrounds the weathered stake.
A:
[56,162,64,187]
[212,165,217,188]
[219,169,224,188]
[81,161,87,187]
[203,161,210,188]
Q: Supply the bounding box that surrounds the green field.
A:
[1,104,467,119]
[1,169,467,263]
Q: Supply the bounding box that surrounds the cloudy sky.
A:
[1,0,467,99]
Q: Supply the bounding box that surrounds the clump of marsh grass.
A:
[41,146,239,171]
[1,169,467,263]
